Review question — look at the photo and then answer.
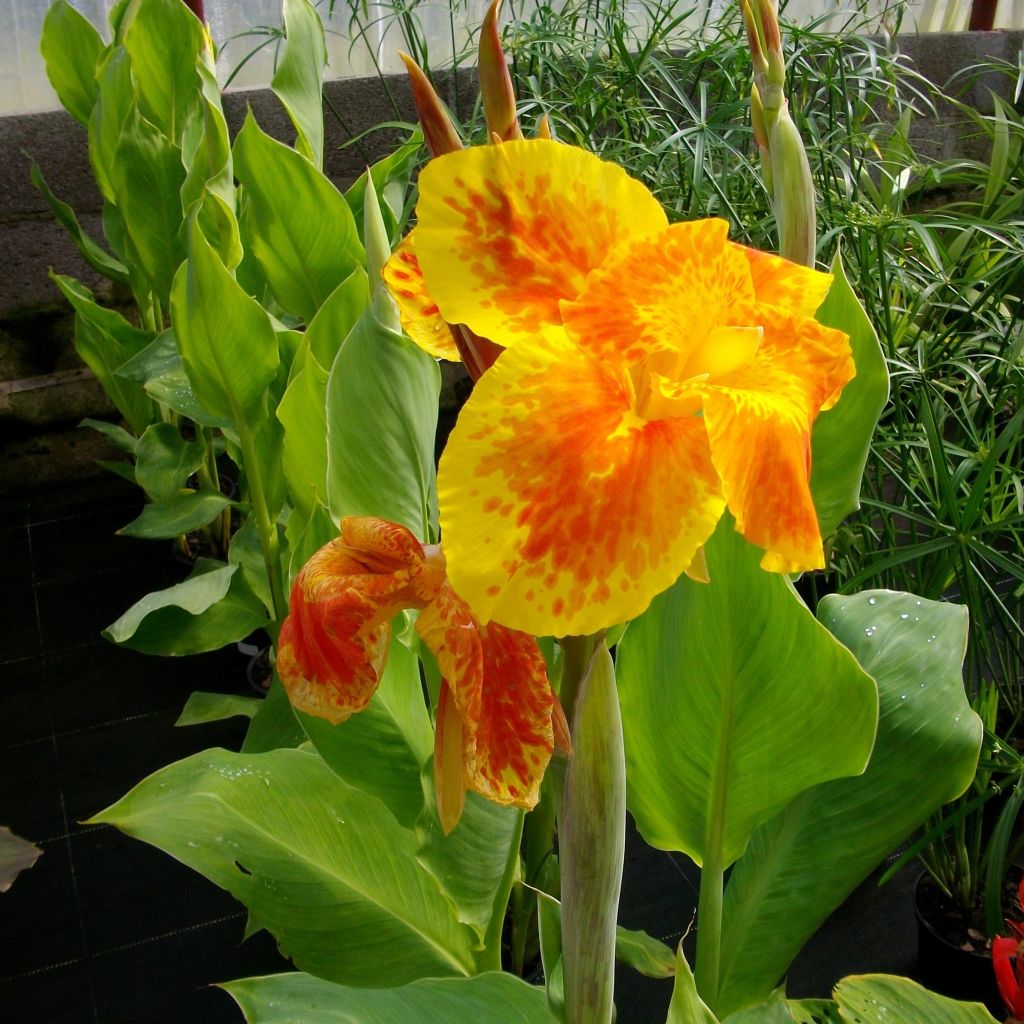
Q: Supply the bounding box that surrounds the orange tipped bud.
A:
[479,0,523,142]
[536,113,553,140]
[399,51,462,158]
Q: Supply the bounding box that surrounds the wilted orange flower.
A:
[277,516,569,832]
[389,139,854,637]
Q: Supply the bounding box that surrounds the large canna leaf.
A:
[810,250,889,538]
[617,518,878,868]
[270,0,328,169]
[121,0,203,142]
[171,222,279,426]
[222,971,555,1023]
[298,636,432,830]
[133,421,207,502]
[91,747,477,985]
[32,163,129,284]
[51,274,156,434]
[112,104,188,303]
[40,1,105,126]
[104,561,267,655]
[325,315,440,541]
[234,114,363,323]
[829,975,998,1024]
[715,592,980,1017]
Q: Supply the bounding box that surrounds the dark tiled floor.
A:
[0,474,288,1024]
[1,470,924,1024]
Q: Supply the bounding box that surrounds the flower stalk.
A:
[742,0,816,267]
[559,636,625,1024]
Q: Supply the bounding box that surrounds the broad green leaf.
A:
[228,517,276,620]
[171,222,280,424]
[92,747,477,984]
[119,490,232,539]
[298,635,432,829]
[104,560,267,655]
[180,45,234,218]
[279,358,330,522]
[122,0,203,141]
[30,162,128,283]
[52,274,156,434]
[416,764,521,942]
[284,501,337,583]
[223,971,554,1023]
[40,0,104,126]
[306,268,370,372]
[270,0,327,168]
[716,592,980,1017]
[234,113,363,322]
[810,250,889,537]
[326,313,440,540]
[80,417,137,454]
[617,519,878,868]
[88,48,134,204]
[615,925,677,980]
[242,675,307,753]
[113,104,188,303]
[667,947,719,1024]
[248,412,288,525]
[788,1000,841,1024]
[134,422,206,502]
[176,691,261,726]
[722,990,792,1024]
[833,975,998,1024]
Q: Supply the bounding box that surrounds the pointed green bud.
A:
[363,172,401,330]
[559,638,625,1024]
[770,110,816,268]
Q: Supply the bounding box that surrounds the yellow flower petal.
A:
[738,242,833,318]
[560,220,754,368]
[700,307,854,572]
[383,231,461,361]
[439,330,725,636]
[414,139,667,346]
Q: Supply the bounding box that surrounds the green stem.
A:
[477,808,525,973]
[237,424,285,622]
[695,849,725,1012]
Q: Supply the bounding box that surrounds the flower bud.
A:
[479,0,523,142]
[399,52,462,158]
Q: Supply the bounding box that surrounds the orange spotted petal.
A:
[438,329,726,636]
[560,219,754,367]
[416,579,557,812]
[738,242,833,319]
[698,306,854,573]
[277,517,442,723]
[414,139,667,346]
[383,232,461,361]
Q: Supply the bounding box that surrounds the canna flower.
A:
[391,139,853,637]
[277,516,569,832]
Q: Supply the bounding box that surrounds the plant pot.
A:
[915,872,1004,1016]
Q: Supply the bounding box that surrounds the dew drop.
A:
[868,597,877,605]
[900,613,909,620]
[187,840,198,848]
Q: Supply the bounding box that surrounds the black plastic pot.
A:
[915,873,1004,1017]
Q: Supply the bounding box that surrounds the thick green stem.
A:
[477,808,525,973]
[237,425,285,622]
[695,851,725,1012]
[559,639,625,1024]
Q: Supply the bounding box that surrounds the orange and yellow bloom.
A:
[277,516,568,831]
[388,139,854,637]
